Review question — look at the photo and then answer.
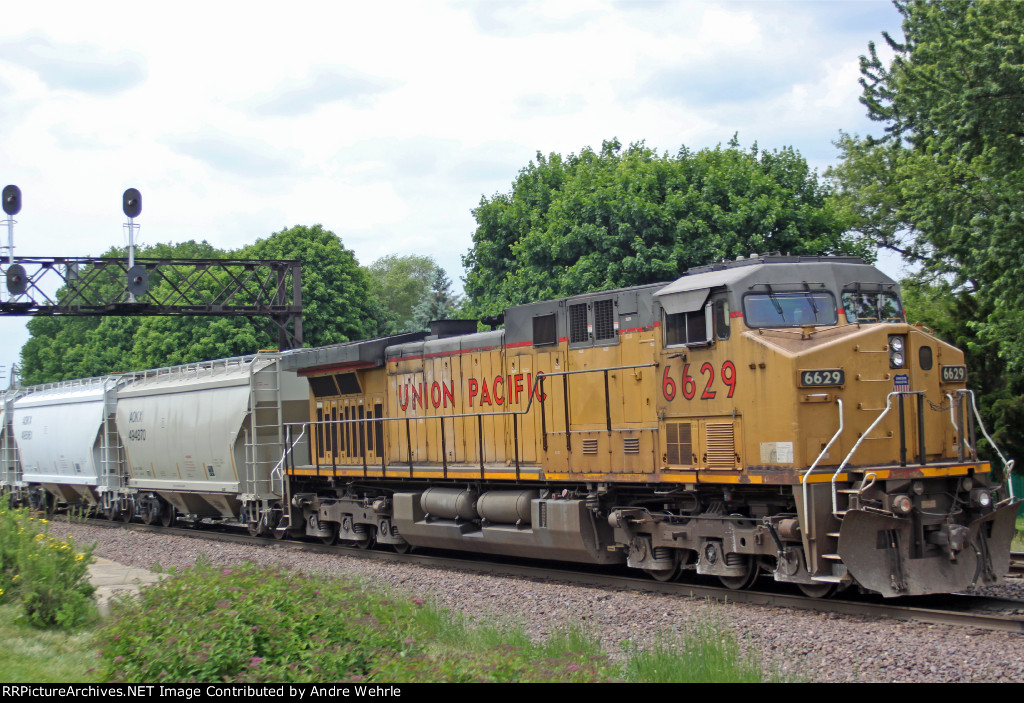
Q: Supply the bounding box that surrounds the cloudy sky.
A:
[0,0,904,380]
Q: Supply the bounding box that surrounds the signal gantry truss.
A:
[0,257,303,350]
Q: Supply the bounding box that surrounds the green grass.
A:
[1013,515,1024,552]
[622,617,786,683]
[0,557,788,683]
[0,604,100,682]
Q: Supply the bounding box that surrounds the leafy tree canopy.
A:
[827,0,1024,463]
[829,0,1024,367]
[463,138,867,317]
[368,254,462,334]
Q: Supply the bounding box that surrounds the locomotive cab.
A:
[642,254,1017,595]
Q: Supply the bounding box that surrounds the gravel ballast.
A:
[64,522,1024,683]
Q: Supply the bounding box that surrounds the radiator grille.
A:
[569,303,589,343]
[623,436,640,454]
[593,299,615,341]
[705,423,736,469]
[582,438,599,455]
[665,422,692,466]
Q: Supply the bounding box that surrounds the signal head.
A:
[122,188,142,218]
[126,264,149,297]
[2,185,21,216]
[6,263,27,295]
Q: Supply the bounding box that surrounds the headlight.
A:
[971,489,992,508]
[889,335,907,368]
[892,494,913,515]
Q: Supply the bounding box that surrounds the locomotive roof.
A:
[280,331,428,373]
[655,254,897,310]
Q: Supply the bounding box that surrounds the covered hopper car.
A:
[1,254,1017,598]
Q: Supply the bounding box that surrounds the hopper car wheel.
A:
[797,582,836,598]
[718,556,758,590]
[247,521,264,538]
[42,492,56,517]
[103,505,118,521]
[141,500,160,526]
[160,505,177,528]
[392,541,412,554]
[120,501,135,524]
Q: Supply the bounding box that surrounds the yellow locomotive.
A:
[280,254,1018,597]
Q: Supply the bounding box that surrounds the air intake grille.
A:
[623,437,640,454]
[582,438,599,455]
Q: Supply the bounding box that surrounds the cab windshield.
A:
[842,291,904,323]
[743,292,837,328]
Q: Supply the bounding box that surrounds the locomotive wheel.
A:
[160,505,177,528]
[345,530,375,550]
[718,556,758,590]
[644,552,681,582]
[797,582,836,598]
[321,524,339,546]
[645,563,681,582]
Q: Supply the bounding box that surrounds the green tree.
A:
[827,0,1024,461]
[409,266,463,330]
[367,254,440,333]
[463,138,867,317]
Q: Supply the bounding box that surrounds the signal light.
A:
[6,263,27,295]
[126,264,149,297]
[2,185,20,216]
[122,188,141,218]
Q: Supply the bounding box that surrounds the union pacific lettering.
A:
[397,374,547,412]
[399,380,456,411]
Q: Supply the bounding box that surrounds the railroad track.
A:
[74,516,1024,635]
[1010,551,1024,577]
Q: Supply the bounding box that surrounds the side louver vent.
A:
[623,437,640,454]
[705,423,736,469]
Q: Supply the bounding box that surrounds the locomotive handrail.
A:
[830,392,898,516]
[285,362,659,477]
[946,392,973,459]
[290,363,657,430]
[965,389,1016,501]
[801,397,843,537]
[271,424,307,492]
